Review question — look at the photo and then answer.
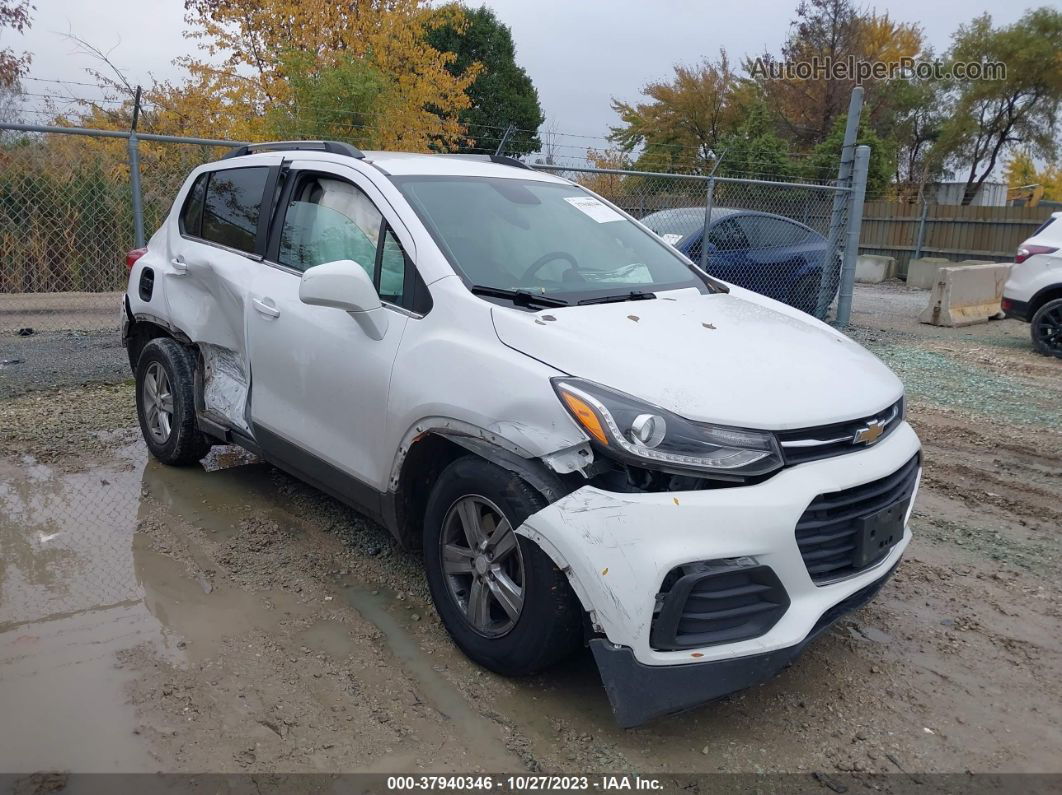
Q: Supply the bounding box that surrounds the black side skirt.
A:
[252,423,387,527]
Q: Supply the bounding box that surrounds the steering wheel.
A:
[521,251,580,282]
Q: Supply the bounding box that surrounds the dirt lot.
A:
[1,281,1060,780]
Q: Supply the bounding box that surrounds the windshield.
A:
[640,208,705,242]
[392,176,710,303]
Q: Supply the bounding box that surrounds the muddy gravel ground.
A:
[1,286,1060,783]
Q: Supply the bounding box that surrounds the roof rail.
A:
[222,140,365,160]
[435,153,533,170]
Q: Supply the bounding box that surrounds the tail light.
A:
[1015,244,1058,264]
[126,247,148,271]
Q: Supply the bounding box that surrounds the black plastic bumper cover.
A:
[591,562,898,728]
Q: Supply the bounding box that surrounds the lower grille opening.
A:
[796,453,920,584]
[650,560,790,651]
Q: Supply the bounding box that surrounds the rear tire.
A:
[135,338,212,466]
[1030,298,1062,358]
[423,456,583,676]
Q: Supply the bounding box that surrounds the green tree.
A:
[264,51,393,147]
[804,114,896,196]
[426,4,544,156]
[717,104,799,182]
[932,8,1062,205]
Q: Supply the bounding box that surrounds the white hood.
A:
[490,289,903,430]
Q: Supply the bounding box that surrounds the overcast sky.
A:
[17,0,1034,141]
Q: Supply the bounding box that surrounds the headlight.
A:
[552,378,783,477]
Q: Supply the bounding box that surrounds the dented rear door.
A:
[164,158,282,430]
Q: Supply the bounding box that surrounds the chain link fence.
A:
[0,122,866,336]
[0,125,236,334]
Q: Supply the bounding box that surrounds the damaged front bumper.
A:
[518,421,921,727]
[590,562,896,727]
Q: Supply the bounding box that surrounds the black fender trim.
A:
[438,433,574,504]
[591,561,898,728]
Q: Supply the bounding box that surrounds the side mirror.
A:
[299,259,389,340]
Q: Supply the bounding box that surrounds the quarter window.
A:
[201,166,269,254]
[377,227,406,304]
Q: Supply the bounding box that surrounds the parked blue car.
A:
[640,207,838,314]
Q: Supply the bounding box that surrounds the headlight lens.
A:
[553,378,783,477]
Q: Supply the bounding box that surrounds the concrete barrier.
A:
[907,258,991,289]
[906,257,952,289]
[855,255,896,284]
[918,263,1012,327]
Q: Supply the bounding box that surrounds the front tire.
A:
[135,338,212,465]
[1030,298,1062,358]
[423,456,583,676]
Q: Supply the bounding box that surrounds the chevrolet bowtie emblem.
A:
[853,419,885,445]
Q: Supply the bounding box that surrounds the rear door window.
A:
[179,173,207,237]
[201,167,270,254]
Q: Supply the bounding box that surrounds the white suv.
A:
[1002,212,1062,357]
[122,141,921,727]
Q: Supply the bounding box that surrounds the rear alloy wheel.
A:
[1030,298,1062,358]
[423,456,583,676]
[135,337,213,465]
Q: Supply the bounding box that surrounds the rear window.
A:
[179,173,207,237]
[1032,216,1056,236]
[201,167,270,253]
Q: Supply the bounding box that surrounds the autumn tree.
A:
[931,8,1062,205]
[609,51,741,174]
[170,0,478,149]
[1004,150,1062,203]
[0,0,32,88]
[752,0,923,147]
[426,4,544,156]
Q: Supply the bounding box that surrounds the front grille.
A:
[796,454,920,584]
[650,561,790,651]
[778,398,904,466]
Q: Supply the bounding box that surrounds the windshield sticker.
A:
[660,233,683,245]
[564,196,624,223]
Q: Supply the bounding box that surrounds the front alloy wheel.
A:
[422,455,583,676]
[441,495,525,637]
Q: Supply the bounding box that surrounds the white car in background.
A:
[1002,212,1062,357]
[122,141,921,726]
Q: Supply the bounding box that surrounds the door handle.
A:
[252,297,280,318]
[170,257,188,275]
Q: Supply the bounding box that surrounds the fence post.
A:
[816,86,863,319]
[700,153,723,271]
[128,86,145,248]
[913,195,929,261]
[835,145,870,327]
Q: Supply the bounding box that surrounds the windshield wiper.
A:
[577,290,657,305]
[469,285,569,308]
